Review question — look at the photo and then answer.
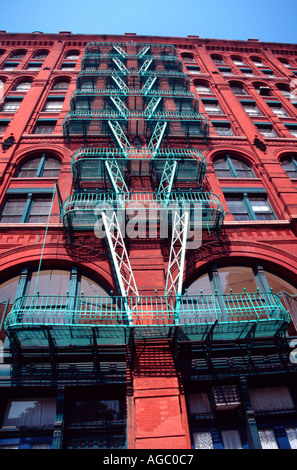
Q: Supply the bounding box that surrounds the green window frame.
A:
[224,191,276,221]
[213,154,255,178]
[281,156,297,179]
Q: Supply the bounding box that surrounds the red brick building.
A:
[0,31,296,450]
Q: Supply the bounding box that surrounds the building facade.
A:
[0,31,296,450]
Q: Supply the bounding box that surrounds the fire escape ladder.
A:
[147,120,167,156]
[105,159,129,194]
[165,210,189,322]
[108,119,132,153]
[111,74,129,94]
[137,46,150,58]
[113,45,127,58]
[110,95,130,118]
[144,96,162,119]
[112,57,129,73]
[141,75,157,95]
[157,159,177,203]
[138,58,153,75]
[102,210,139,326]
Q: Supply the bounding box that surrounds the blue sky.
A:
[1,0,296,44]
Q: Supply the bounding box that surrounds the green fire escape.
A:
[5,42,290,356]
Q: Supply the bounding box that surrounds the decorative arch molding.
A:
[205,145,261,167]
[0,242,115,294]
[183,239,297,290]
[12,144,72,167]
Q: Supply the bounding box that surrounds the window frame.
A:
[0,189,54,224]
[224,191,276,221]
[16,154,61,178]
[213,154,255,178]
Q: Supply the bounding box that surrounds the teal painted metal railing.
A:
[60,189,225,232]
[5,292,289,346]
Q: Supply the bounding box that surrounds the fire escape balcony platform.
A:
[60,190,225,233]
[4,293,289,350]
[71,152,206,187]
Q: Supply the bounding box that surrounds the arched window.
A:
[17,154,61,178]
[230,82,246,95]
[211,55,225,65]
[65,51,80,60]
[14,81,32,91]
[182,54,195,63]
[52,80,69,90]
[194,81,212,95]
[10,50,26,60]
[185,264,297,297]
[33,50,48,60]
[281,155,297,179]
[213,154,255,178]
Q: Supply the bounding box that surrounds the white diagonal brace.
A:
[105,159,129,194]
[137,46,150,58]
[110,95,130,118]
[113,45,127,58]
[108,120,132,152]
[147,120,167,156]
[141,75,157,95]
[157,159,177,202]
[111,74,129,94]
[165,210,189,322]
[102,210,139,324]
[138,59,153,75]
[144,96,161,119]
[112,58,129,73]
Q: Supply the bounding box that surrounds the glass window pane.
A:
[71,400,120,423]
[221,430,243,449]
[27,270,70,296]
[79,275,109,297]
[1,198,27,222]
[186,273,213,295]
[259,430,278,449]
[2,398,56,427]
[218,266,257,293]
[188,393,211,413]
[286,428,297,449]
[18,158,41,177]
[27,198,52,223]
[193,432,214,449]
[263,271,297,296]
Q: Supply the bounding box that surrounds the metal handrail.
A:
[5,292,289,330]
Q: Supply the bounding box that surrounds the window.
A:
[213,155,254,178]
[0,121,9,133]
[15,81,31,91]
[212,123,233,136]
[17,155,61,177]
[10,51,26,60]
[65,52,79,60]
[286,126,297,138]
[231,85,246,95]
[186,65,200,74]
[0,194,53,223]
[182,55,195,63]
[252,58,265,67]
[241,102,262,116]
[249,386,294,412]
[195,83,212,94]
[233,59,245,66]
[185,265,297,297]
[34,121,56,134]
[212,57,225,65]
[43,98,64,112]
[33,51,48,60]
[258,430,279,449]
[281,156,297,178]
[268,103,288,118]
[193,432,214,449]
[3,62,18,70]
[225,193,275,221]
[240,68,254,76]
[2,398,56,427]
[61,63,76,71]
[262,69,276,78]
[203,100,222,115]
[256,125,277,138]
[218,67,233,76]
[1,99,22,112]
[26,63,42,71]
[52,81,69,90]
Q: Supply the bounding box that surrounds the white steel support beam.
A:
[144,96,161,119]
[110,95,130,118]
[102,210,139,324]
[108,120,132,152]
[138,59,153,75]
[105,159,129,194]
[157,159,177,202]
[137,46,150,58]
[141,75,157,95]
[113,45,127,58]
[165,210,189,321]
[111,74,129,94]
[112,58,129,73]
[147,120,167,156]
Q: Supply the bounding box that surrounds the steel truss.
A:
[165,210,189,321]
[102,210,139,325]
